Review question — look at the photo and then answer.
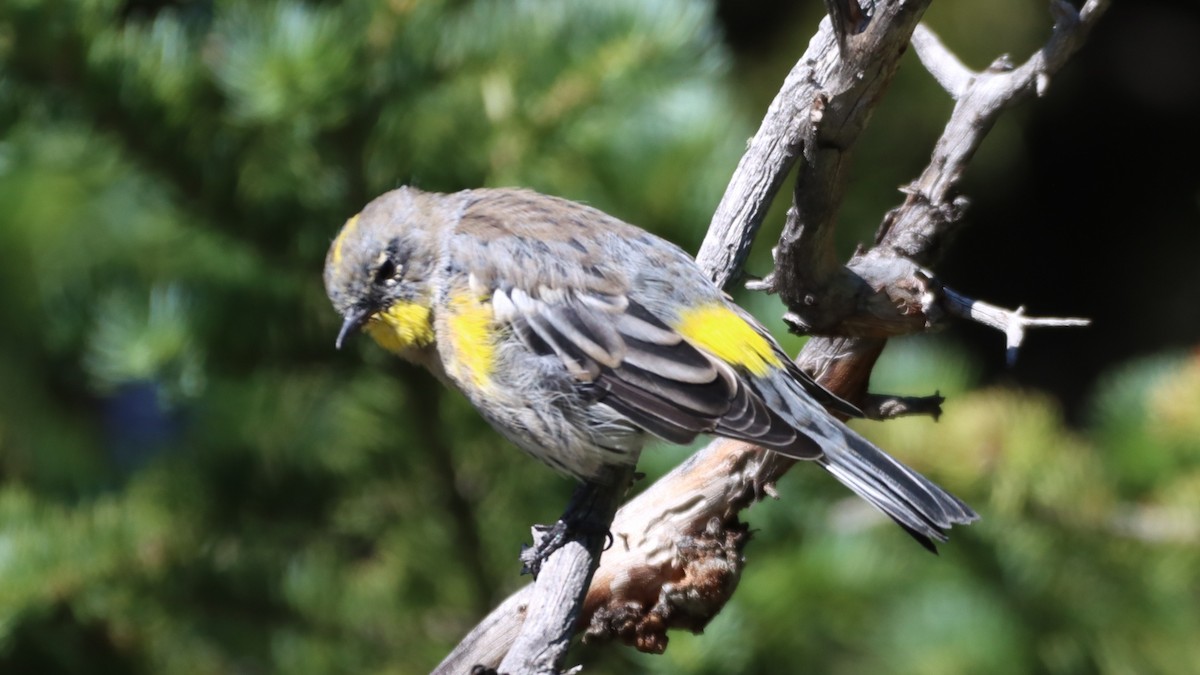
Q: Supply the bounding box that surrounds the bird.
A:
[324,186,977,562]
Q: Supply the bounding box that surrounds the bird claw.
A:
[518,521,614,578]
[519,520,573,578]
[519,480,621,578]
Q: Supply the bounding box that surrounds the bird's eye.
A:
[374,258,402,286]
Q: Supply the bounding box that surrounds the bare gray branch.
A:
[911,24,971,98]
[436,2,1109,671]
[941,285,1090,366]
[861,392,946,421]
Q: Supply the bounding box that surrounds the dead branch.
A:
[940,284,1090,365]
[695,1,928,291]
[497,467,634,674]
[435,1,1109,672]
[880,1,1109,268]
[860,391,945,421]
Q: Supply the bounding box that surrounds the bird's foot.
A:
[519,480,619,578]
[519,519,615,578]
[519,520,572,578]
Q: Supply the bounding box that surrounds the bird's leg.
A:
[519,480,613,578]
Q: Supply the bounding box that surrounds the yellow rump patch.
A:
[365,301,435,355]
[330,213,361,266]
[674,304,781,377]
[445,291,496,390]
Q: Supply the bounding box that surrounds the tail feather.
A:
[785,416,978,550]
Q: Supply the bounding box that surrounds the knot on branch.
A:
[776,251,947,338]
[878,189,972,261]
[583,518,748,654]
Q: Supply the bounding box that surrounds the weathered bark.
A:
[437,1,1108,672]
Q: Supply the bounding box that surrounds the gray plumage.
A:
[324,186,978,550]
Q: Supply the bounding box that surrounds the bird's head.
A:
[323,187,450,353]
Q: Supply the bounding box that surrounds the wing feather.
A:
[496,288,806,452]
[598,377,709,444]
[545,304,624,368]
[455,189,974,550]
[620,336,721,385]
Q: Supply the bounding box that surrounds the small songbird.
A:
[324,187,977,554]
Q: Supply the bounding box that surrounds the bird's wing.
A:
[492,286,819,454]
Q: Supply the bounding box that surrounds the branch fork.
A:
[438,1,1110,672]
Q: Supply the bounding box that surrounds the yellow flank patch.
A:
[445,291,496,389]
[365,301,435,354]
[674,304,782,377]
[330,213,361,266]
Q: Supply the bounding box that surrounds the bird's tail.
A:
[796,415,978,551]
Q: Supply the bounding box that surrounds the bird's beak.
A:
[335,307,374,350]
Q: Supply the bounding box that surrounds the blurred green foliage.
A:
[0,1,1196,674]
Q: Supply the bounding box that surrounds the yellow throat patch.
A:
[674,303,782,377]
[366,302,435,355]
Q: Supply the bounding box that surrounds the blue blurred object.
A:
[103,380,182,472]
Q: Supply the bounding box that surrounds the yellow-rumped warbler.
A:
[324,187,977,550]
